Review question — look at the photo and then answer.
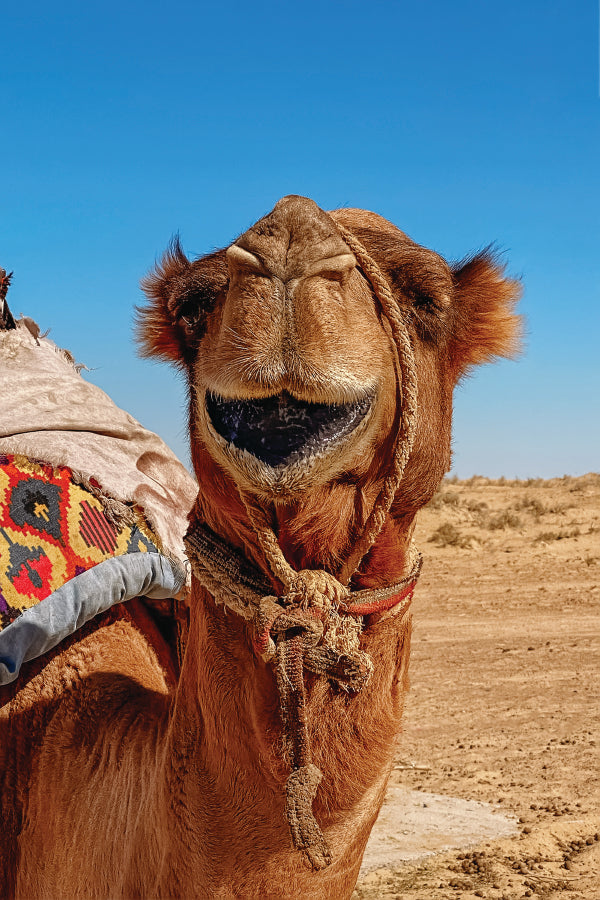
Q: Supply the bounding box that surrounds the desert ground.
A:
[354,473,599,900]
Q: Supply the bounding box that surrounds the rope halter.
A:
[184,221,421,870]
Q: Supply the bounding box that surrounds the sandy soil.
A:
[354,474,600,900]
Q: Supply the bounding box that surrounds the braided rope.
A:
[240,491,298,590]
[240,490,351,608]
[335,224,418,584]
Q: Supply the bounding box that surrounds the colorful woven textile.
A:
[0,454,159,631]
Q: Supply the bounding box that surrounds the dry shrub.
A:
[465,499,488,513]
[514,496,546,518]
[427,491,460,510]
[463,475,491,487]
[485,510,522,530]
[484,476,539,487]
[547,502,568,515]
[428,523,471,548]
[564,473,600,492]
[511,496,568,518]
[534,528,581,543]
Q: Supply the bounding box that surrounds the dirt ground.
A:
[354,473,600,900]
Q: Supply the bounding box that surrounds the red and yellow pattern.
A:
[0,454,159,630]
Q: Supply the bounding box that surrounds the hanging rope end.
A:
[285,763,333,870]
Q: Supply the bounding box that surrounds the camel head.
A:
[138,195,521,519]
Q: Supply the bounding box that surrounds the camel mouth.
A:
[205,391,374,469]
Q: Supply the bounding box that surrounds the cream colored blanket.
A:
[0,320,197,566]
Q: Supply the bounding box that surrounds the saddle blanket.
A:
[0,454,185,685]
[0,453,161,629]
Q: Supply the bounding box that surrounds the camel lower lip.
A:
[206,391,373,468]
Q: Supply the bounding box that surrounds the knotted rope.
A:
[185,221,421,870]
[335,224,419,583]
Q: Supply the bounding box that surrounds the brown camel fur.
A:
[0,196,521,899]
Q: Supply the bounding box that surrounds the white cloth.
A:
[0,321,197,565]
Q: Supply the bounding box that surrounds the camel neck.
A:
[159,484,415,895]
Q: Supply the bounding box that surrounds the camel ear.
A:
[449,249,522,377]
[137,238,229,368]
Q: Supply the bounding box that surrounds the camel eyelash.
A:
[175,296,204,327]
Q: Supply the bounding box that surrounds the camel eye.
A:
[180,316,197,333]
[177,297,204,333]
[410,289,450,315]
[412,292,436,311]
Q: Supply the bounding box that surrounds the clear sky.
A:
[2,0,598,478]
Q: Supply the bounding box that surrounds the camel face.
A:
[140,195,521,506]
[193,197,403,496]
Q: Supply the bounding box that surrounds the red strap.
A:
[343,580,416,617]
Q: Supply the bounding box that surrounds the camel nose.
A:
[206,195,373,403]
[229,195,356,284]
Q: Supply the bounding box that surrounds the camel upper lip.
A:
[205,390,374,468]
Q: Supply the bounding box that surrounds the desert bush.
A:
[429,522,476,550]
[547,502,568,515]
[512,496,569,517]
[534,528,581,543]
[565,473,600,492]
[465,499,488,513]
[514,496,547,518]
[427,491,460,510]
[428,523,471,548]
[463,475,490,487]
[485,510,522,530]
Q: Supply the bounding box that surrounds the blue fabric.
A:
[0,551,186,686]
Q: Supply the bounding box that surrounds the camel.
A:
[0,196,521,899]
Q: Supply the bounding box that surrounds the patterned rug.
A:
[0,454,159,631]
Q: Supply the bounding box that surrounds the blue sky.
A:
[2,0,598,477]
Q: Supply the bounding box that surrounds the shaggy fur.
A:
[0,196,521,899]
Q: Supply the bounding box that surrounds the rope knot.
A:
[284,569,349,611]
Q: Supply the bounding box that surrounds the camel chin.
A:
[199,387,377,498]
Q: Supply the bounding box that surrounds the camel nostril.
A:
[206,391,373,468]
